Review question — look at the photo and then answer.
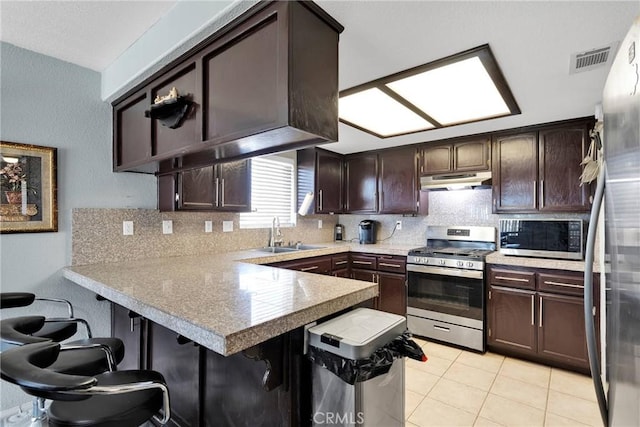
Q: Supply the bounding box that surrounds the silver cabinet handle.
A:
[215,177,220,207]
[540,180,545,207]
[539,296,543,327]
[221,178,225,207]
[496,275,529,283]
[175,192,179,203]
[353,260,373,265]
[372,273,377,283]
[301,266,318,272]
[334,260,348,266]
[318,189,323,211]
[531,295,535,326]
[379,262,401,268]
[544,280,583,289]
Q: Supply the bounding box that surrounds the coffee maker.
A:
[358,220,376,244]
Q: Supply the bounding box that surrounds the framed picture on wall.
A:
[0,141,57,233]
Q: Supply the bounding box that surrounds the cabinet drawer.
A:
[350,254,377,270]
[376,255,406,274]
[489,267,535,290]
[332,255,349,270]
[537,271,585,296]
[292,257,332,275]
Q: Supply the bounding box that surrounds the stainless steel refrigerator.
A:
[584,15,640,427]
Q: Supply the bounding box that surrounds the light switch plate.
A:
[205,221,213,233]
[123,221,134,236]
[396,220,402,230]
[318,219,323,229]
[223,221,233,232]
[162,220,173,234]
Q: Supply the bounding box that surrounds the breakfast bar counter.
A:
[62,247,381,356]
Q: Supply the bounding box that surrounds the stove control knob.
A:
[439,259,446,265]
[456,261,464,267]
[466,261,474,268]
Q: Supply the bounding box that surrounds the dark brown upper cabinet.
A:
[113,1,343,173]
[419,137,490,176]
[344,147,419,214]
[492,118,593,213]
[297,148,343,214]
[378,147,419,214]
[344,153,378,213]
[158,159,250,212]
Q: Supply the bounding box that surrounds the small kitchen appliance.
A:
[499,218,584,260]
[358,220,376,244]
[406,225,496,352]
[334,224,344,241]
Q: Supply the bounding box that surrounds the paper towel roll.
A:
[298,191,314,216]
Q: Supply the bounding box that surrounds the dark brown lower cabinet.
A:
[377,271,407,317]
[487,286,536,353]
[148,322,201,427]
[487,265,598,373]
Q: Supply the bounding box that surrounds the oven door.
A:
[407,264,484,322]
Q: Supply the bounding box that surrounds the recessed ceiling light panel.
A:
[338,45,520,138]
[339,88,435,137]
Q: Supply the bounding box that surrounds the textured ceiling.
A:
[1,1,638,154]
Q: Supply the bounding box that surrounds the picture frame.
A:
[0,141,57,233]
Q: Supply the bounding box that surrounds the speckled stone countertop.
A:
[62,243,413,356]
[485,252,601,273]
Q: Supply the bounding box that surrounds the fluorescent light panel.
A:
[339,88,434,137]
[338,45,519,138]
[386,57,511,125]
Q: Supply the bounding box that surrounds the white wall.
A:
[0,42,157,410]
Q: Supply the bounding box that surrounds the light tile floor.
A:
[406,338,603,427]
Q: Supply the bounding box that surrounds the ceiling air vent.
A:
[570,43,617,74]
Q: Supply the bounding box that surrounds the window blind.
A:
[239,156,295,229]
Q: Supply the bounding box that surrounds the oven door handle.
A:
[407,264,483,279]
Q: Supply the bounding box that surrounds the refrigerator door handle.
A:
[584,161,608,427]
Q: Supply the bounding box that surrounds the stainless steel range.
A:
[406,226,496,352]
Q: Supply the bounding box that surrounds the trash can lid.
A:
[308,308,406,359]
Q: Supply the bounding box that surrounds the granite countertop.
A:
[62,242,413,356]
[485,252,602,273]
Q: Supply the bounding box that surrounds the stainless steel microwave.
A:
[499,219,584,260]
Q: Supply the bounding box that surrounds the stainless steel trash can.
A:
[308,308,406,427]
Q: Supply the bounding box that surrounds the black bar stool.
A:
[1,341,170,426]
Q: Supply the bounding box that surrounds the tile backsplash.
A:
[72,209,336,265]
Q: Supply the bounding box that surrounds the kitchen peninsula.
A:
[62,244,407,426]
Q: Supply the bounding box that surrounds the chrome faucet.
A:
[269,216,284,249]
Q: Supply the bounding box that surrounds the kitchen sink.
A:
[256,245,325,253]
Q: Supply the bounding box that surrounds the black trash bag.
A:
[308,331,427,385]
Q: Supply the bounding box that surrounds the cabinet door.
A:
[344,154,378,213]
[114,92,151,169]
[316,151,343,213]
[454,138,490,172]
[217,160,251,211]
[378,272,407,316]
[487,285,536,353]
[148,322,201,427]
[420,145,452,175]
[378,148,417,214]
[203,16,281,143]
[111,303,145,370]
[158,173,177,212]
[537,292,589,369]
[351,268,376,283]
[151,62,199,158]
[492,133,538,213]
[180,165,215,210]
[538,124,591,212]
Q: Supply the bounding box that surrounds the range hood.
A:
[421,171,492,190]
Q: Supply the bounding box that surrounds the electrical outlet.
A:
[162,220,173,234]
[205,221,213,233]
[396,220,402,230]
[123,221,134,236]
[223,221,233,232]
[318,219,323,229]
